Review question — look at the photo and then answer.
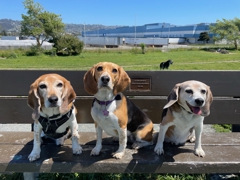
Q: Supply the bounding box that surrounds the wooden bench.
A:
[0,70,240,179]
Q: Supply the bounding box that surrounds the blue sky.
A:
[1,0,240,26]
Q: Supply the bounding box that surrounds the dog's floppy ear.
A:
[113,66,131,95]
[28,82,41,120]
[60,80,76,114]
[163,83,181,109]
[83,66,98,95]
[201,85,213,116]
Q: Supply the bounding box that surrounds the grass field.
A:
[0,46,239,179]
[0,47,240,70]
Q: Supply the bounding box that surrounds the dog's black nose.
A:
[195,98,204,106]
[101,76,110,84]
[48,96,58,104]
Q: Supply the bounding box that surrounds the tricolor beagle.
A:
[154,80,213,157]
[83,62,154,159]
[28,74,82,162]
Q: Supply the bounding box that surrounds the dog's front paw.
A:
[28,152,40,162]
[194,148,205,157]
[90,146,101,156]
[73,145,82,155]
[112,151,124,159]
[154,144,164,155]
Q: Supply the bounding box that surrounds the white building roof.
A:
[0,40,53,47]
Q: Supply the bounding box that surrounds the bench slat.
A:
[0,98,239,124]
[1,143,240,173]
[0,70,240,97]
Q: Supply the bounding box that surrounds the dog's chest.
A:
[168,111,204,142]
[91,101,120,137]
[173,111,202,128]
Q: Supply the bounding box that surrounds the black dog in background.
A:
[160,59,173,70]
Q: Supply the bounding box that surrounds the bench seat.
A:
[1,132,240,174]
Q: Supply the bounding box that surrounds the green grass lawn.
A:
[0,47,240,70]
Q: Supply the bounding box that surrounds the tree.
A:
[21,0,65,48]
[198,32,210,43]
[210,18,240,50]
[54,34,84,56]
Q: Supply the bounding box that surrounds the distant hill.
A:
[0,19,21,32]
[0,19,121,35]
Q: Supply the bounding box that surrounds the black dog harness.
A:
[38,106,74,139]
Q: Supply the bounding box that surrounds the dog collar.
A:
[94,99,114,106]
[94,94,121,116]
[38,105,74,139]
[94,94,121,106]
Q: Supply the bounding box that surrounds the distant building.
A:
[83,23,215,44]
[1,36,19,40]
[0,40,53,50]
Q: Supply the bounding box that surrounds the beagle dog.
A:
[154,80,213,157]
[28,74,82,162]
[83,62,154,159]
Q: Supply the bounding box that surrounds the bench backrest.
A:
[0,70,239,125]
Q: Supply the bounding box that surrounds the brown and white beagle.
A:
[28,74,82,162]
[83,62,154,159]
[154,80,213,157]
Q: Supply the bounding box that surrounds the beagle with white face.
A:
[84,62,154,159]
[28,74,82,162]
[154,80,213,157]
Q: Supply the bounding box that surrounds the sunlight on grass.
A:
[0,48,240,70]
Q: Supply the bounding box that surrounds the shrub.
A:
[26,45,44,56]
[140,43,146,54]
[44,48,57,56]
[54,34,84,56]
[0,50,10,58]
[7,52,18,59]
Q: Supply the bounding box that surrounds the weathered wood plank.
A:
[0,143,240,173]
[0,70,240,96]
[0,98,239,124]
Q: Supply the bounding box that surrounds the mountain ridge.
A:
[0,18,121,35]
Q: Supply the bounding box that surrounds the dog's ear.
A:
[113,66,131,95]
[163,83,181,109]
[28,82,41,120]
[60,80,76,114]
[83,66,98,95]
[201,85,213,116]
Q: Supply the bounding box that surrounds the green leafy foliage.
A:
[140,43,146,54]
[54,34,84,56]
[210,18,240,50]
[21,0,65,47]
[25,45,44,56]
[198,32,210,43]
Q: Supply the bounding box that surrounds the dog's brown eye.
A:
[57,83,63,88]
[112,68,118,73]
[97,66,103,71]
[39,84,47,89]
[201,89,206,94]
[186,89,193,94]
